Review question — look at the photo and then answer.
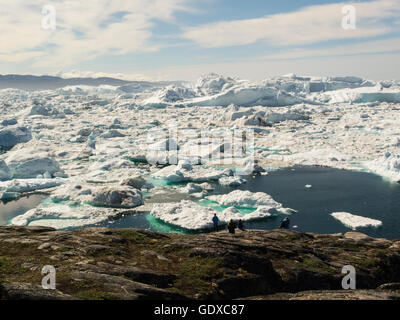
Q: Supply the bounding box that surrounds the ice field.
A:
[0,73,399,233]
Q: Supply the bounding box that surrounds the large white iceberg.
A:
[149,200,279,230]
[187,82,303,107]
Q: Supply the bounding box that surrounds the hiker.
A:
[212,214,219,232]
[228,219,236,234]
[280,217,290,229]
[238,219,245,231]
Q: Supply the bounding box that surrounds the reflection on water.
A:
[0,194,47,225]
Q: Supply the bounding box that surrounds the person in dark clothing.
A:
[212,214,219,232]
[228,219,236,234]
[238,219,244,231]
[280,217,290,229]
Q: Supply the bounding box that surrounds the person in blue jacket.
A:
[212,214,220,232]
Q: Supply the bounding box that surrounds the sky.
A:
[0,0,399,81]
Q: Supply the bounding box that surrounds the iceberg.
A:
[0,179,63,200]
[331,212,382,230]
[207,190,282,208]
[149,200,280,230]
[318,85,400,104]
[4,148,62,179]
[0,126,32,149]
[187,82,303,107]
[10,204,121,229]
[89,186,143,208]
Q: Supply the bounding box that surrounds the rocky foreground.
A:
[1,226,400,300]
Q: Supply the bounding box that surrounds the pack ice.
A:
[0,72,399,230]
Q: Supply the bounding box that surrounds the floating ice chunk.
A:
[220,206,276,221]
[265,110,310,125]
[150,200,278,230]
[99,130,125,139]
[120,175,147,190]
[196,73,237,96]
[331,212,382,230]
[152,164,228,183]
[188,82,303,107]
[182,183,203,194]
[10,204,121,229]
[152,165,187,183]
[218,175,246,187]
[0,179,63,200]
[29,105,58,117]
[234,114,267,127]
[222,105,253,121]
[0,126,32,149]
[150,201,217,229]
[207,190,282,208]
[319,86,400,104]
[4,148,62,179]
[143,86,196,107]
[89,186,143,208]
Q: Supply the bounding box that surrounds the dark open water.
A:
[238,166,400,239]
[90,166,400,239]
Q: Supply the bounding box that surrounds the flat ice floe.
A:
[0,179,63,200]
[10,204,123,229]
[331,212,382,230]
[150,200,281,230]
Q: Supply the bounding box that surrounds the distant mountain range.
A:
[0,74,184,91]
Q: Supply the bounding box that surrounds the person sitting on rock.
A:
[228,219,236,234]
[238,219,245,231]
[212,214,220,232]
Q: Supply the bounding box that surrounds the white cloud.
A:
[183,0,400,48]
[259,37,400,60]
[0,0,192,67]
